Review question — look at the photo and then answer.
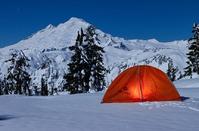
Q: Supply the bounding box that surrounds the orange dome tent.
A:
[102,65,181,103]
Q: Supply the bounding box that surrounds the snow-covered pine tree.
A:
[47,65,59,95]
[22,71,31,95]
[184,23,199,77]
[83,26,106,92]
[167,60,178,81]
[0,78,7,95]
[2,77,8,95]
[177,71,184,80]
[13,51,31,95]
[64,29,85,94]
[5,50,31,95]
[41,76,48,96]
[0,79,3,95]
[5,52,18,94]
[184,61,193,78]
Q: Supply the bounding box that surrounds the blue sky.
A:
[0,0,198,47]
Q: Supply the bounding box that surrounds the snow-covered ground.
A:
[0,79,199,131]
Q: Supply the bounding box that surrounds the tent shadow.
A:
[0,115,17,121]
[181,96,190,101]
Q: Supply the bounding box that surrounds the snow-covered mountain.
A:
[0,17,189,90]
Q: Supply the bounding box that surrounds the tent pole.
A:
[138,66,144,102]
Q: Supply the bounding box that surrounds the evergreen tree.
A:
[22,71,31,95]
[184,23,199,77]
[48,65,59,95]
[177,71,184,80]
[83,26,106,92]
[33,85,39,96]
[2,77,9,95]
[0,79,3,95]
[41,76,48,96]
[13,51,31,94]
[167,60,178,81]
[5,50,31,95]
[5,52,17,94]
[64,27,106,94]
[64,29,85,94]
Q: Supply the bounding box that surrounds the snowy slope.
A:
[0,17,190,90]
[1,18,90,51]
[0,79,199,131]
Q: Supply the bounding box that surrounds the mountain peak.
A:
[1,17,92,51]
[61,17,91,29]
[68,17,87,23]
[45,24,54,30]
[148,39,159,43]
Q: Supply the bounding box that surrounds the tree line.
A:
[167,23,199,81]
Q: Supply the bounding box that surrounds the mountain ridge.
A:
[0,17,187,51]
[0,17,190,90]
